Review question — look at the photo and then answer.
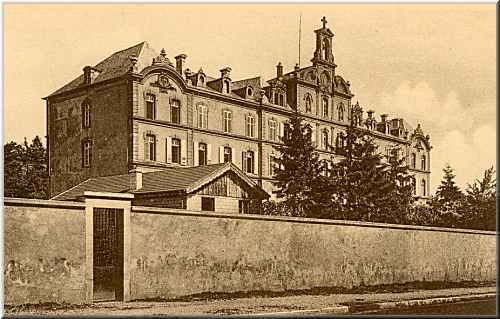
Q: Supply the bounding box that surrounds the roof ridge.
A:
[111,41,147,56]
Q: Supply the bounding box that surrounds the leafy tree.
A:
[461,167,496,230]
[272,111,324,217]
[4,136,48,199]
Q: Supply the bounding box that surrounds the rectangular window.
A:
[198,105,207,129]
[246,116,255,137]
[201,197,215,211]
[269,120,277,141]
[223,111,232,133]
[198,143,207,166]
[146,94,156,120]
[245,151,254,174]
[279,94,284,106]
[171,100,180,124]
[224,146,232,163]
[82,140,92,167]
[239,200,250,214]
[146,134,156,161]
[82,103,91,128]
[171,138,181,164]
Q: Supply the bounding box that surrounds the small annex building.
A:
[52,162,269,214]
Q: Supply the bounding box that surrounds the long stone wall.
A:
[4,198,87,305]
[129,206,496,300]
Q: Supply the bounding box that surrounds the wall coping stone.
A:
[131,205,497,236]
[4,197,86,209]
[83,191,134,200]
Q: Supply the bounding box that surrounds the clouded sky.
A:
[4,4,496,193]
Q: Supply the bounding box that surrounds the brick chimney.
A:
[83,66,100,85]
[175,54,187,75]
[381,114,388,122]
[367,110,374,119]
[129,169,142,191]
[276,62,283,78]
[220,67,232,78]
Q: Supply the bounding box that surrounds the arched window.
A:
[421,155,426,171]
[305,94,312,113]
[411,153,416,169]
[199,76,205,86]
[421,179,426,196]
[81,100,91,128]
[322,130,329,150]
[247,87,253,96]
[338,103,344,121]
[322,96,329,118]
[322,39,329,60]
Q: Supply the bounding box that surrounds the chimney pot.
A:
[276,62,283,78]
[381,114,388,122]
[220,67,232,78]
[175,54,187,75]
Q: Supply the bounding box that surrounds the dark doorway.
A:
[93,208,124,301]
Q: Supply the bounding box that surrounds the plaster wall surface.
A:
[4,200,87,305]
[129,208,496,300]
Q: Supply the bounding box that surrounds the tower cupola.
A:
[311,16,336,69]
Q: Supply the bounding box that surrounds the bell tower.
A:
[311,16,336,70]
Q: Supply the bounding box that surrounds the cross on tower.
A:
[321,16,327,28]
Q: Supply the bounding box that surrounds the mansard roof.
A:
[51,162,270,201]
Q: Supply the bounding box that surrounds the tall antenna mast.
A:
[298,13,302,67]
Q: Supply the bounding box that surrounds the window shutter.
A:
[144,138,149,161]
[88,142,92,167]
[231,147,236,163]
[219,146,224,163]
[330,127,335,146]
[254,150,258,174]
[279,122,284,138]
[193,141,199,166]
[245,117,248,136]
[207,143,212,164]
[166,137,172,163]
[311,127,316,144]
[181,139,187,165]
[81,141,84,167]
[242,151,246,172]
[81,105,85,128]
[262,117,266,140]
[88,104,92,128]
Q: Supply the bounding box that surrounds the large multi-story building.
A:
[44,18,432,201]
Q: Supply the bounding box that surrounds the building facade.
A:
[44,18,432,201]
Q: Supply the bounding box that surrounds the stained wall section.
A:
[4,199,87,305]
[129,207,496,300]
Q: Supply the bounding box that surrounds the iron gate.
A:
[93,208,124,301]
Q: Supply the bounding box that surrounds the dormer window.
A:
[223,80,230,94]
[247,87,253,97]
[199,75,205,86]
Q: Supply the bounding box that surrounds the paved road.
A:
[354,298,496,315]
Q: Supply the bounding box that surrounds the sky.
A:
[3,4,496,194]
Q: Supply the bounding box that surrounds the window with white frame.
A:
[268,119,277,141]
[223,146,232,163]
[145,134,156,161]
[243,151,254,174]
[171,138,181,164]
[145,94,156,120]
[171,100,181,124]
[198,104,208,129]
[82,101,91,128]
[82,140,92,167]
[246,115,255,137]
[198,142,207,166]
[223,110,232,133]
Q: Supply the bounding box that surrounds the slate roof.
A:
[52,162,269,201]
[46,41,157,98]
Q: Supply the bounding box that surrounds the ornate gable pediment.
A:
[151,72,177,93]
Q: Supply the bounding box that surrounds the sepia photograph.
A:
[3,3,496,316]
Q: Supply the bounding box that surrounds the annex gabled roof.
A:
[51,162,269,201]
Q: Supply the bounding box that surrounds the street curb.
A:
[346,292,497,313]
[251,292,497,316]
